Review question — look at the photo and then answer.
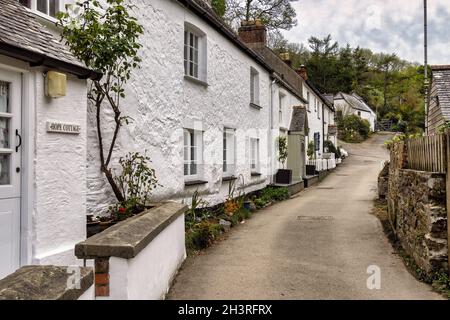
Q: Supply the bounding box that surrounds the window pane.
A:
[190,33,194,47]
[194,35,198,49]
[0,118,9,149]
[0,154,10,185]
[193,49,198,64]
[37,0,48,14]
[184,163,189,176]
[190,163,197,175]
[19,0,31,8]
[0,81,9,113]
[49,0,58,17]
[193,64,198,78]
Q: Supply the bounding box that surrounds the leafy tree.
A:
[268,32,425,134]
[306,35,339,92]
[224,0,298,30]
[58,0,144,202]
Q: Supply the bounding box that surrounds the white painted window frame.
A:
[223,128,235,177]
[250,67,260,106]
[183,128,203,180]
[184,23,207,83]
[19,0,64,21]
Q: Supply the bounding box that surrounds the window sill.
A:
[184,75,208,87]
[185,180,208,187]
[251,172,262,177]
[249,103,262,110]
[222,175,237,182]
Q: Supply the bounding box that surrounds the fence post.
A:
[446,130,450,274]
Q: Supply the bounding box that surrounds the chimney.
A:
[279,53,292,67]
[238,19,267,47]
[297,65,308,81]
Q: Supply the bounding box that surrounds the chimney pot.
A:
[279,53,292,67]
[297,65,308,81]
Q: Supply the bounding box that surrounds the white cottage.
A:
[85,0,277,213]
[334,92,376,131]
[0,0,97,278]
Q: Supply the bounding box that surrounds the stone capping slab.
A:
[75,202,188,259]
[0,266,93,300]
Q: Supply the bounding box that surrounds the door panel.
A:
[0,199,20,278]
[0,69,21,279]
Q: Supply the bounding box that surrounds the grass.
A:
[371,198,450,299]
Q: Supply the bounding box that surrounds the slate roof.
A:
[335,92,373,113]
[431,65,450,121]
[323,94,335,107]
[289,106,308,133]
[0,0,100,79]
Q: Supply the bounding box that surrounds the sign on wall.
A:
[46,121,81,135]
[328,125,338,136]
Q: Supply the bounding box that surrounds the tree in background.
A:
[223,0,298,30]
[269,33,425,134]
[211,0,226,17]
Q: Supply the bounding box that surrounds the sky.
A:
[282,0,450,65]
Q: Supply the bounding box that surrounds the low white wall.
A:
[78,285,95,300]
[107,214,186,300]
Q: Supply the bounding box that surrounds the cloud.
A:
[283,0,450,64]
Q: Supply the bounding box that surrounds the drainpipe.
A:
[269,77,277,184]
[322,104,325,153]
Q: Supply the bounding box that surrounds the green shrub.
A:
[307,141,316,159]
[337,114,371,142]
[254,187,289,208]
[186,220,222,251]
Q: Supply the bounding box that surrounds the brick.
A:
[95,258,109,273]
[95,273,109,285]
[95,285,109,297]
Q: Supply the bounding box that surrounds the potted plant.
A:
[306,141,317,175]
[275,136,292,184]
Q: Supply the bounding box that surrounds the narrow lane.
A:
[168,133,443,300]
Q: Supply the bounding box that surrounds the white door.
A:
[0,69,22,279]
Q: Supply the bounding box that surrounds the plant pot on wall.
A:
[306,165,316,176]
[275,169,293,185]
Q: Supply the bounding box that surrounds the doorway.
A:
[0,68,22,279]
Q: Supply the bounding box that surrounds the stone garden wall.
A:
[386,142,448,273]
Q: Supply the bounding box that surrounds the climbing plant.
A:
[58,0,144,202]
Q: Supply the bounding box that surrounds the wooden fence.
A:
[406,134,446,173]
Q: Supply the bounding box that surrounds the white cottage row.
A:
[0,0,337,284]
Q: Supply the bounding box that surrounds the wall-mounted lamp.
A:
[45,71,67,98]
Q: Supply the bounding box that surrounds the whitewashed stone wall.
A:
[303,83,325,158]
[274,86,306,171]
[33,72,88,265]
[0,55,88,267]
[323,105,337,147]
[86,0,272,215]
